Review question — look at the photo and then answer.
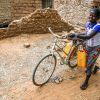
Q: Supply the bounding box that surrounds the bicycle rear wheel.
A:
[68,46,78,68]
[32,54,57,86]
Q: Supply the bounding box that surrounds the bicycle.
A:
[32,27,86,86]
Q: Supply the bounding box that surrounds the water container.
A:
[63,42,72,58]
[77,50,87,68]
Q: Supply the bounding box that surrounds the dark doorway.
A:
[0,22,9,28]
[42,0,53,8]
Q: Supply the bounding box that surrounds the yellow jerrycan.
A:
[77,46,87,68]
[63,42,72,58]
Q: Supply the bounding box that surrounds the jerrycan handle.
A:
[78,45,84,51]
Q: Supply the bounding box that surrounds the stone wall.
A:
[0,9,74,39]
[91,0,100,7]
[54,0,100,27]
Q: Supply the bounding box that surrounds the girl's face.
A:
[88,13,97,23]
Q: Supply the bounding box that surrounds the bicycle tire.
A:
[32,54,57,86]
[68,46,78,68]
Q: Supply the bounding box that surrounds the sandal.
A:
[80,83,88,90]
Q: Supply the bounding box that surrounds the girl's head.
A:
[89,8,100,23]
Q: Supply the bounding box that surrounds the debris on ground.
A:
[24,43,31,48]
[51,76,63,84]
[68,75,77,80]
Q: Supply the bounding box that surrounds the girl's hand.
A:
[68,33,78,40]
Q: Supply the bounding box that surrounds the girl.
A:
[68,8,100,90]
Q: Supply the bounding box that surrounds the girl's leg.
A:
[80,66,92,90]
[92,65,99,74]
[80,46,100,90]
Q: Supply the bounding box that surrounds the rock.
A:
[24,43,30,48]
[20,64,23,67]
[68,75,76,80]
[51,76,63,84]
[46,45,50,49]
[95,84,98,87]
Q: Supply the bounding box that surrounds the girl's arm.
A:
[77,30,97,40]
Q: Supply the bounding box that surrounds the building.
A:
[0,0,100,26]
[0,0,53,24]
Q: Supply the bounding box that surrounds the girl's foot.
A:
[80,82,88,90]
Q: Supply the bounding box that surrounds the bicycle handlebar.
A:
[48,27,61,38]
[48,27,66,39]
[48,27,85,42]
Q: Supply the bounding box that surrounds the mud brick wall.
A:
[0,0,11,23]
[0,28,8,39]
[0,0,42,23]
[0,9,74,39]
[11,0,42,21]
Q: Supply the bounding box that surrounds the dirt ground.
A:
[0,33,100,100]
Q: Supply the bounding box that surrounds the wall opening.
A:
[42,0,53,8]
[0,22,9,28]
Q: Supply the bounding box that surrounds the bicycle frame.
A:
[49,35,69,63]
[48,27,83,65]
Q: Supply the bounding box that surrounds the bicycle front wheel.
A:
[32,54,57,86]
[68,46,78,68]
